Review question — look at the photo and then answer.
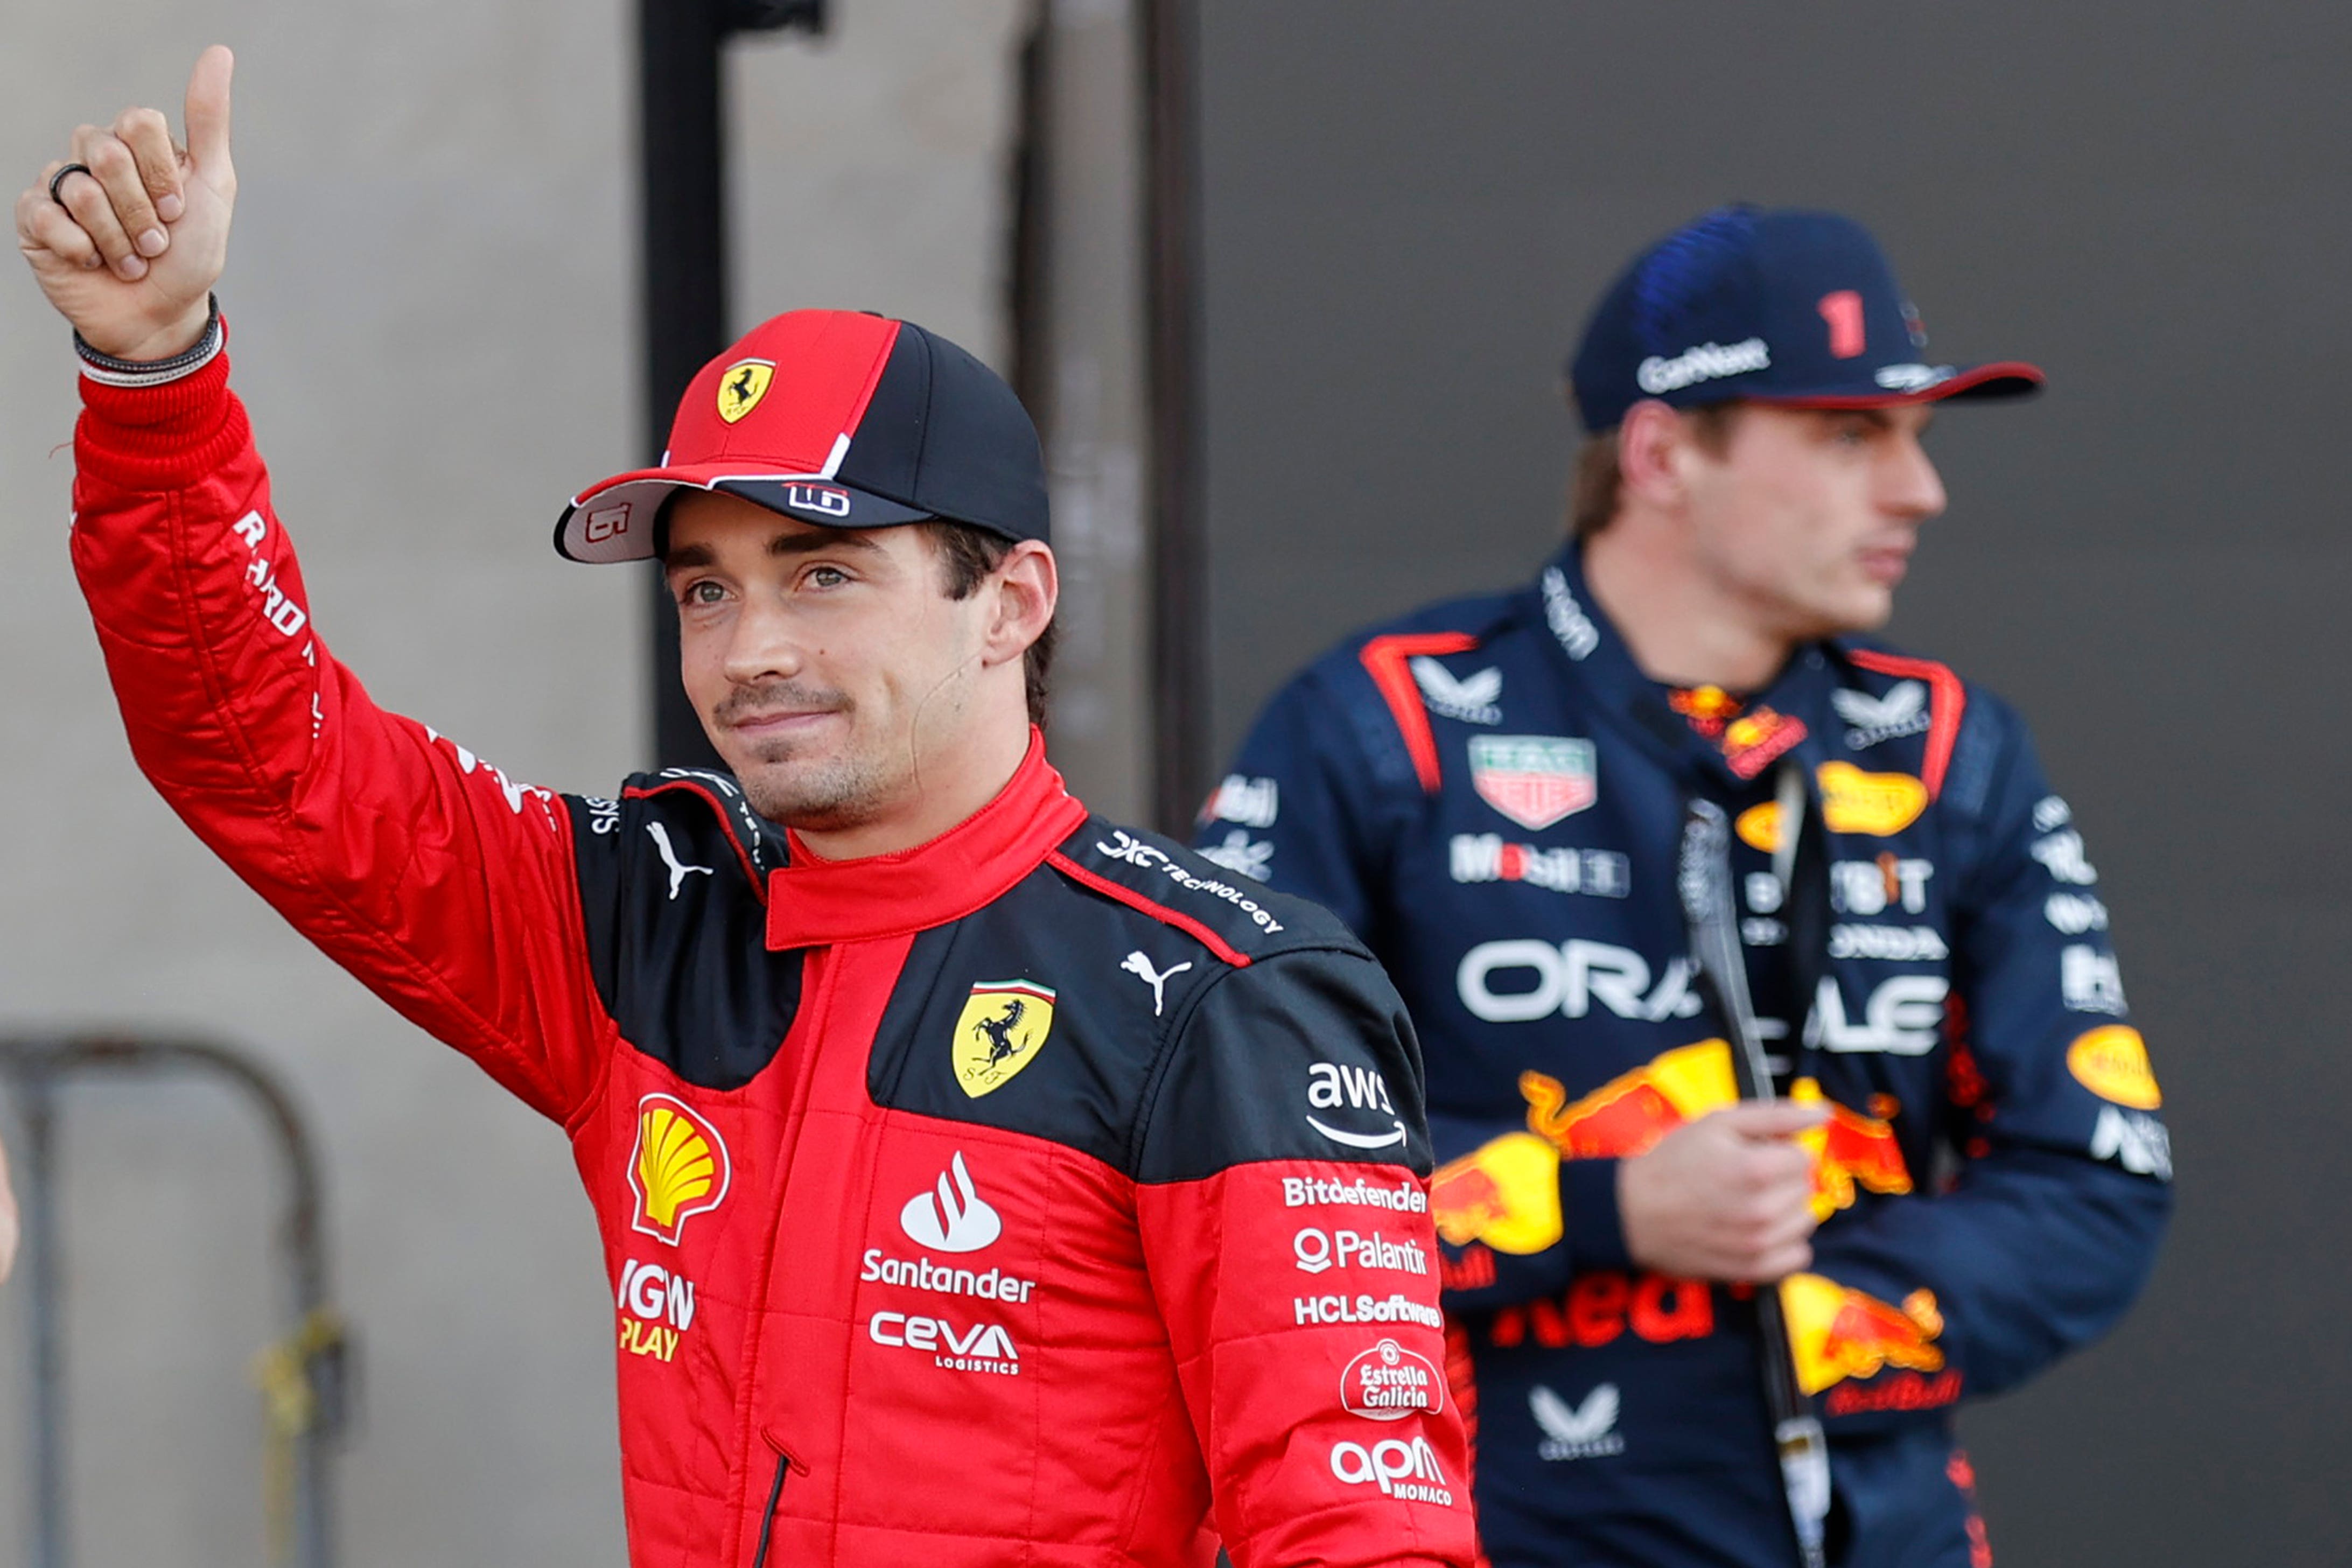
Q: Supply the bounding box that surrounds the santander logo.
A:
[901,1152,1003,1254]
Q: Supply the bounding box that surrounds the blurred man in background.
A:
[22,48,1473,1567]
[1199,205,2171,1566]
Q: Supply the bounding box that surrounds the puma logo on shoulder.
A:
[1120,951,1195,1017]
[646,821,716,900]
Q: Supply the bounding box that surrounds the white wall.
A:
[0,2,1028,1560]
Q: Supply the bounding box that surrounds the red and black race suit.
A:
[67,351,1476,1568]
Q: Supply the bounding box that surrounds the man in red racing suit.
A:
[25,50,1475,1567]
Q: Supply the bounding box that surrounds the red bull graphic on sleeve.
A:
[1786,1080,1914,1220]
[1515,1042,1912,1223]
[1782,1272,1948,1395]
[1431,1132,1563,1255]
[1518,1041,1736,1159]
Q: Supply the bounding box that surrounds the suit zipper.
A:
[749,1447,792,1568]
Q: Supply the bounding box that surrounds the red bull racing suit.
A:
[67,350,1477,1567]
[1196,541,2172,1567]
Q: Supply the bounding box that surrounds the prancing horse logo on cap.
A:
[716,359,775,424]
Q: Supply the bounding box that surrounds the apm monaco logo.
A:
[1468,736,1597,831]
[628,1095,732,1245]
[953,979,1056,1098]
[1329,1437,1452,1504]
[1341,1338,1446,1421]
[715,358,775,424]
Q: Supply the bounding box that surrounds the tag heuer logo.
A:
[954,979,1056,1097]
[1468,737,1597,831]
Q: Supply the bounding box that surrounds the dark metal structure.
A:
[639,0,829,769]
[2,1035,346,1568]
[1140,0,1210,834]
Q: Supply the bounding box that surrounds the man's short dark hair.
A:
[920,521,1057,729]
[1568,402,1744,539]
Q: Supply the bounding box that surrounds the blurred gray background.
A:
[1194,3,2348,1564]
[0,1,2338,1563]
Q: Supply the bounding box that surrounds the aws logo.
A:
[628,1094,732,1245]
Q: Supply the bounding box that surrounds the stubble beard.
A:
[711,682,897,830]
[737,744,897,830]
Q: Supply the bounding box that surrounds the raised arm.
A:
[19,50,613,1122]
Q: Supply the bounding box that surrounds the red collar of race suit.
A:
[762,727,1088,950]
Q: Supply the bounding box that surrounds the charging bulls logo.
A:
[715,358,775,424]
[628,1095,732,1245]
[954,980,1056,1098]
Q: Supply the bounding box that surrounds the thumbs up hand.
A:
[16,45,237,361]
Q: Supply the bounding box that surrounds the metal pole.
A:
[1141,0,1212,834]
[17,1055,65,1568]
[637,0,828,772]
[639,0,734,772]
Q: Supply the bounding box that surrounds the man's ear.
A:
[980,541,1058,667]
[1616,398,1697,511]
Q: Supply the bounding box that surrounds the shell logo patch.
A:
[1736,761,1930,851]
[2068,1025,2161,1109]
[954,979,1056,1098]
[628,1094,732,1244]
[715,358,775,424]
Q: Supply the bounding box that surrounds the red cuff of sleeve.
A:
[73,346,248,496]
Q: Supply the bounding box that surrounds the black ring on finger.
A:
[48,162,93,208]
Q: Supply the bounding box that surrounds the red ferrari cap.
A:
[556,309,1048,563]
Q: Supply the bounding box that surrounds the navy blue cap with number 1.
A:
[1567,205,2043,435]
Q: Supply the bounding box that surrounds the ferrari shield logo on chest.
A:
[1468,736,1597,831]
[954,979,1056,1097]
